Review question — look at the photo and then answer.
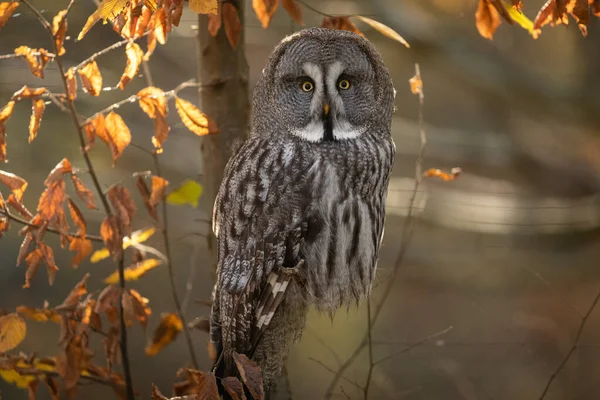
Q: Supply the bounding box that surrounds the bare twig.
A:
[538,288,600,399]
[324,63,426,399]
[18,1,134,398]
[373,325,453,366]
[308,358,364,391]
[73,36,146,71]
[0,51,56,60]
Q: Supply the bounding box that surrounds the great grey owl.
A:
[210,27,396,394]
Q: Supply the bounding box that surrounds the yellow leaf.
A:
[189,0,218,15]
[90,227,156,263]
[78,0,129,41]
[166,179,203,208]
[145,313,183,356]
[0,2,19,29]
[104,258,163,284]
[0,368,36,389]
[0,313,26,352]
[253,0,279,29]
[354,16,410,48]
[175,97,217,136]
[16,306,61,324]
[78,61,103,96]
[501,0,537,36]
[118,42,144,90]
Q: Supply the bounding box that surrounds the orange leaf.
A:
[107,185,136,234]
[136,175,158,221]
[207,10,222,37]
[145,313,182,356]
[69,237,93,268]
[476,0,502,39]
[14,46,44,78]
[118,42,144,90]
[123,289,151,328]
[134,5,153,38]
[282,0,303,25]
[144,29,157,61]
[409,74,423,96]
[0,101,15,162]
[70,175,97,210]
[151,384,169,400]
[354,16,410,48]
[171,0,185,26]
[11,85,47,100]
[17,232,33,266]
[154,6,168,44]
[23,248,43,288]
[0,100,15,122]
[39,243,59,286]
[103,111,131,161]
[0,313,27,353]
[150,176,168,207]
[223,3,241,49]
[38,180,66,223]
[16,306,61,324]
[66,68,77,100]
[67,198,86,236]
[60,273,89,308]
[0,170,28,202]
[321,16,363,36]
[137,86,167,118]
[175,97,217,136]
[0,2,19,28]
[189,0,218,14]
[152,113,170,152]
[101,216,122,261]
[28,98,45,143]
[52,10,68,56]
[8,194,33,219]
[104,258,163,284]
[423,167,462,181]
[78,61,103,96]
[233,352,264,400]
[44,158,73,186]
[253,0,279,29]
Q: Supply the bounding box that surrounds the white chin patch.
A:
[292,120,324,142]
[333,121,366,140]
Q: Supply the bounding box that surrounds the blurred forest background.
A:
[2,0,600,399]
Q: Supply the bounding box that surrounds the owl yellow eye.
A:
[301,81,314,92]
[338,79,351,90]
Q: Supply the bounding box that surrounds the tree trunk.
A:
[196,1,250,269]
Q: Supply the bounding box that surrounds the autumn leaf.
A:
[0,314,27,353]
[118,42,144,90]
[145,313,182,356]
[14,46,45,78]
[137,86,167,118]
[150,176,168,206]
[16,233,33,267]
[166,179,203,207]
[223,3,242,49]
[189,0,218,14]
[11,86,47,101]
[60,273,89,309]
[171,0,184,26]
[107,185,136,234]
[37,180,66,222]
[175,97,217,136]
[39,243,59,286]
[56,335,93,393]
[52,10,68,56]
[91,226,156,263]
[123,289,151,328]
[208,4,222,36]
[321,16,363,36]
[154,6,168,44]
[152,113,170,152]
[0,101,15,162]
[104,258,163,284]
[233,352,264,400]
[44,158,73,187]
[424,167,462,181]
[27,98,45,144]
[66,68,77,100]
[70,175,96,209]
[475,0,517,40]
[0,170,27,202]
[101,216,122,261]
[353,16,409,48]
[134,5,153,38]
[67,198,86,235]
[78,61,103,96]
[222,376,246,400]
[23,249,43,288]
[185,370,220,399]
[103,111,132,161]
[78,0,131,41]
[16,306,61,324]
[0,2,19,28]
[253,0,279,29]
[69,238,93,268]
[409,74,423,96]
[282,0,302,26]
[151,384,169,400]
[145,28,157,61]
[136,176,158,221]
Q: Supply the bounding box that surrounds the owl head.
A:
[252,27,395,142]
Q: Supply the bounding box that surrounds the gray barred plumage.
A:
[209,27,396,393]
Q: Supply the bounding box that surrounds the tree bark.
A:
[196,1,250,269]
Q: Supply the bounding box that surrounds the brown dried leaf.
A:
[354,15,409,48]
[151,384,169,400]
[118,42,144,90]
[17,233,33,266]
[171,0,184,26]
[207,7,222,36]
[136,176,158,221]
[78,61,103,96]
[253,0,279,29]
[124,289,151,328]
[56,335,93,393]
[152,113,170,152]
[223,3,242,49]
[104,327,121,368]
[69,237,93,268]
[70,175,97,210]
[0,100,15,123]
[8,194,33,219]
[37,180,66,222]
[150,176,168,207]
[145,313,182,355]
[16,306,61,324]
[44,376,60,400]
[175,97,217,136]
[39,243,59,286]
[134,5,153,38]
[23,248,43,288]
[186,370,220,399]
[321,16,363,36]
[0,2,19,28]
[103,111,132,161]
[282,0,303,25]
[67,198,86,236]
[107,185,136,234]
[44,158,73,186]
[476,0,502,39]
[137,86,167,118]
[66,68,77,100]
[222,377,246,400]
[189,0,218,14]
[233,352,264,400]
[61,273,89,308]
[15,46,44,78]
[11,85,47,101]
[154,6,168,44]
[101,216,122,261]
[0,313,26,353]
[423,167,462,181]
[0,170,27,202]
[85,113,106,151]
[52,10,68,56]
[95,285,121,327]
[145,29,157,61]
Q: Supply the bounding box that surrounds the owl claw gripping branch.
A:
[209,27,396,395]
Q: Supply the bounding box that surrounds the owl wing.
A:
[210,138,310,374]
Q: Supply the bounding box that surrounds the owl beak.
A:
[323,103,330,116]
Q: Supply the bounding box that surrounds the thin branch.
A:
[73,37,141,71]
[295,0,332,17]
[20,0,134,397]
[324,63,426,399]
[308,358,364,391]
[182,240,201,313]
[152,152,199,369]
[373,325,453,366]
[0,207,103,242]
[0,51,56,60]
[538,288,600,399]
[13,366,122,388]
